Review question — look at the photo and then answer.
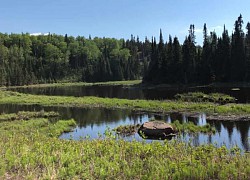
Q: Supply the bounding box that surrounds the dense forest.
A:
[144,14,250,84]
[0,32,147,86]
[0,14,250,86]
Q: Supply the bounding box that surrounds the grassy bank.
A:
[2,80,141,89]
[0,113,249,179]
[175,92,236,104]
[0,111,59,122]
[1,90,250,115]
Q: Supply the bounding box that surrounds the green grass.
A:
[0,111,59,122]
[113,124,141,136]
[0,114,250,179]
[171,120,216,134]
[175,92,236,104]
[1,90,250,115]
[2,80,142,89]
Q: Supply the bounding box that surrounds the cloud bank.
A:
[30,32,49,36]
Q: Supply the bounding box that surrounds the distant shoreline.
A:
[3,80,250,90]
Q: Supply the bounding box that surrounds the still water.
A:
[0,104,249,151]
[10,85,250,103]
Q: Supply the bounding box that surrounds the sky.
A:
[1,0,250,45]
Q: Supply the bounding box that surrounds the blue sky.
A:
[1,0,250,44]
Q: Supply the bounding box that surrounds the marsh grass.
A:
[113,124,141,136]
[0,111,59,122]
[3,80,142,89]
[1,90,250,116]
[171,120,216,134]
[175,92,236,104]
[0,114,250,179]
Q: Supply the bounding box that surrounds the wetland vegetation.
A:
[0,111,250,179]
[113,120,216,137]
[113,124,141,136]
[1,90,250,116]
[0,110,59,122]
[174,92,236,104]
[1,88,250,179]
[2,80,141,89]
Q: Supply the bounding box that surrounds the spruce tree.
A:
[172,37,182,83]
[245,22,250,81]
[200,23,212,83]
[231,14,245,81]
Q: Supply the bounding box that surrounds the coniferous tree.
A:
[214,25,231,82]
[200,23,212,83]
[210,31,218,81]
[181,25,197,84]
[245,22,250,81]
[158,29,166,81]
[0,45,8,86]
[143,37,158,83]
[172,37,182,83]
[182,37,190,84]
[165,35,173,83]
[231,14,245,81]
[1,14,250,86]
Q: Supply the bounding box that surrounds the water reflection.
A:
[9,85,250,103]
[0,104,249,151]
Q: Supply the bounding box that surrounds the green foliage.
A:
[0,110,59,122]
[171,120,216,134]
[175,92,236,104]
[0,115,249,179]
[2,14,250,86]
[0,33,144,86]
[1,90,250,115]
[143,14,250,85]
[113,124,140,136]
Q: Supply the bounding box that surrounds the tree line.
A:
[0,33,149,86]
[0,14,250,86]
[144,14,250,84]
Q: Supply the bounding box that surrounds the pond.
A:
[9,84,250,103]
[0,104,249,151]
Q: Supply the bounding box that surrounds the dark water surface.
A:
[0,104,249,151]
[9,85,250,103]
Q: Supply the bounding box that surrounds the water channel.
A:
[9,84,250,103]
[0,103,249,151]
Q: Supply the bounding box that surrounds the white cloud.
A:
[180,25,223,35]
[208,25,223,32]
[30,32,49,36]
[179,27,203,34]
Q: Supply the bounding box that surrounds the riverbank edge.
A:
[141,82,250,89]
[1,90,250,121]
[4,80,250,90]
[0,80,142,89]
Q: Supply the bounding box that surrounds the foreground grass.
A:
[2,80,142,89]
[0,115,250,179]
[1,90,250,115]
